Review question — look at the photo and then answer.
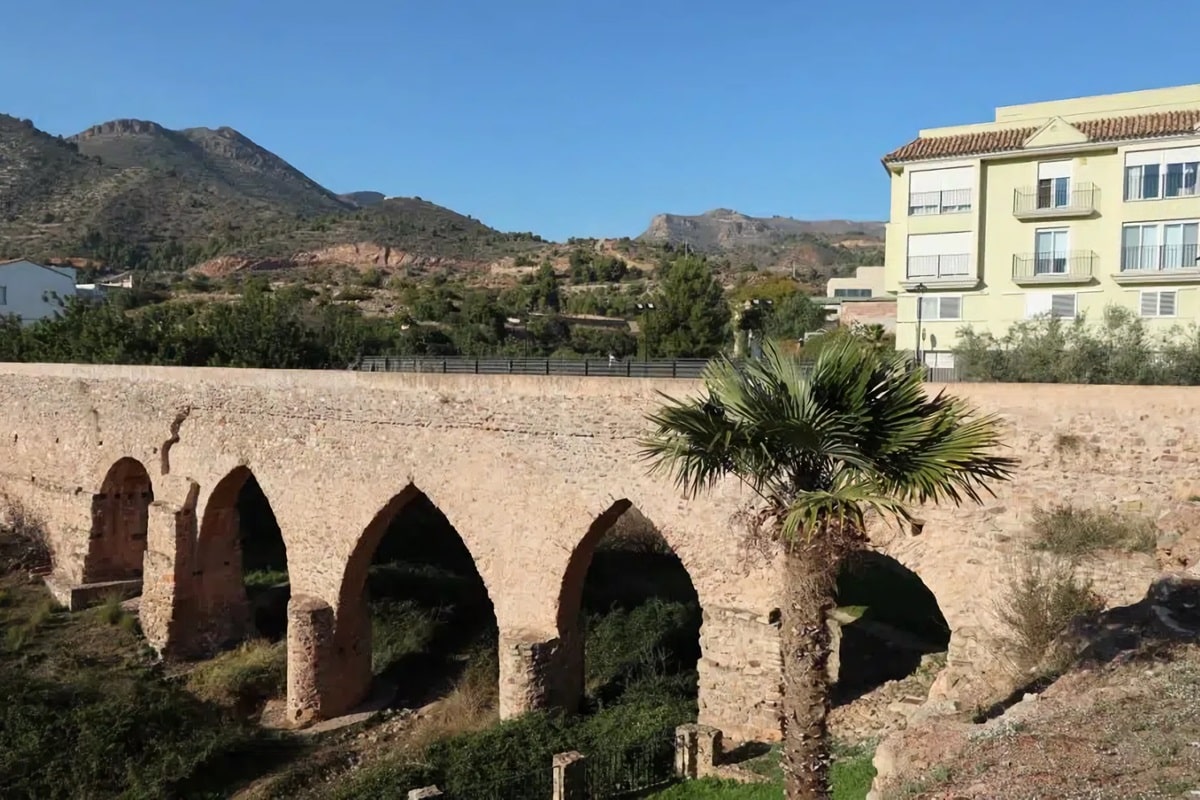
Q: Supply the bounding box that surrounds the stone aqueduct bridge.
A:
[1,364,1196,741]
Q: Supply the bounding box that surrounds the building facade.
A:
[0,259,78,324]
[820,266,897,332]
[881,83,1200,363]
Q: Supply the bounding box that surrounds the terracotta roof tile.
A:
[883,110,1200,164]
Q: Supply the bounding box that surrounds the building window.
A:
[832,288,872,298]
[1036,161,1072,209]
[1025,292,1076,319]
[908,166,973,216]
[906,232,972,280]
[1121,220,1200,271]
[919,295,962,320]
[1140,290,1177,317]
[1034,227,1069,274]
[0,286,6,305]
[1124,146,1200,201]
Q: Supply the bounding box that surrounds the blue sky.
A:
[4,0,1199,241]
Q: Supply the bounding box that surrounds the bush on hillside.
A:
[996,554,1104,676]
[1030,504,1157,559]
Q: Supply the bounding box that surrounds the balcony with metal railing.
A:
[902,253,978,289]
[907,188,972,216]
[1012,182,1099,220]
[1011,251,1096,285]
[1115,244,1200,284]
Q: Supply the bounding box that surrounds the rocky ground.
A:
[868,574,1200,800]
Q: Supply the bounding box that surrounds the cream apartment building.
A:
[881,83,1200,364]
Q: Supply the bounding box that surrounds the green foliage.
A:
[1029,504,1157,558]
[184,640,287,713]
[643,256,732,358]
[640,339,1014,798]
[641,339,1016,527]
[954,305,1200,384]
[764,291,824,340]
[569,248,629,283]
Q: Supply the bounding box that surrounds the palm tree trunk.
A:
[780,541,839,800]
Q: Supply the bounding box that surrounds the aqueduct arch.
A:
[833,549,951,704]
[555,499,704,717]
[188,465,289,654]
[82,457,154,584]
[288,483,498,723]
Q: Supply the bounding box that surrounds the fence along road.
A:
[352,356,712,379]
[350,354,966,382]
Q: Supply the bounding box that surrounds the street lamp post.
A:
[913,283,928,367]
[636,302,656,361]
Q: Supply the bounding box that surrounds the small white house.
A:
[0,259,78,324]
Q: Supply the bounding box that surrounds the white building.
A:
[0,259,78,324]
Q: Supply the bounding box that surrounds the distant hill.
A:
[640,209,885,249]
[637,208,885,278]
[0,115,544,273]
[70,119,348,215]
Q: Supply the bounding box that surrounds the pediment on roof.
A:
[1023,117,1090,148]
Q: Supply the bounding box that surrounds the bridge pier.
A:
[286,594,339,725]
[498,629,580,719]
[140,494,199,655]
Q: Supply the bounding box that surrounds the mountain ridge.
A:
[1,114,882,279]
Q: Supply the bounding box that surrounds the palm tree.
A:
[639,338,1016,800]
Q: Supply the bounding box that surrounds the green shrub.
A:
[97,594,126,626]
[5,597,57,652]
[1030,504,1156,558]
[369,598,443,674]
[0,666,256,799]
[952,305,1200,385]
[185,639,286,713]
[584,598,700,699]
[334,287,372,302]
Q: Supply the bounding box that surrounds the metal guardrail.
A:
[352,356,712,379]
[351,353,971,383]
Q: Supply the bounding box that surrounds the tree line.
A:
[0,255,828,368]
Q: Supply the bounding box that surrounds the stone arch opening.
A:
[832,550,950,707]
[557,500,702,717]
[84,457,154,584]
[193,466,289,651]
[332,484,497,715]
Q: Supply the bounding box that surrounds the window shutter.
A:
[1037,161,1072,180]
[1125,149,1163,166]
[1160,291,1177,316]
[1141,291,1159,316]
[940,296,962,319]
[1050,293,1076,318]
[1164,146,1200,163]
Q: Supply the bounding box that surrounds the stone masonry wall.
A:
[1,364,1196,736]
[0,365,782,742]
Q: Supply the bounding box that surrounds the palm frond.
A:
[641,337,1018,543]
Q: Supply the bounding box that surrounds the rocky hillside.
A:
[70,119,348,215]
[639,208,885,277]
[0,115,544,273]
[640,208,885,248]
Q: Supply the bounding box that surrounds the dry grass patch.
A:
[996,555,1104,677]
[1030,504,1156,559]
